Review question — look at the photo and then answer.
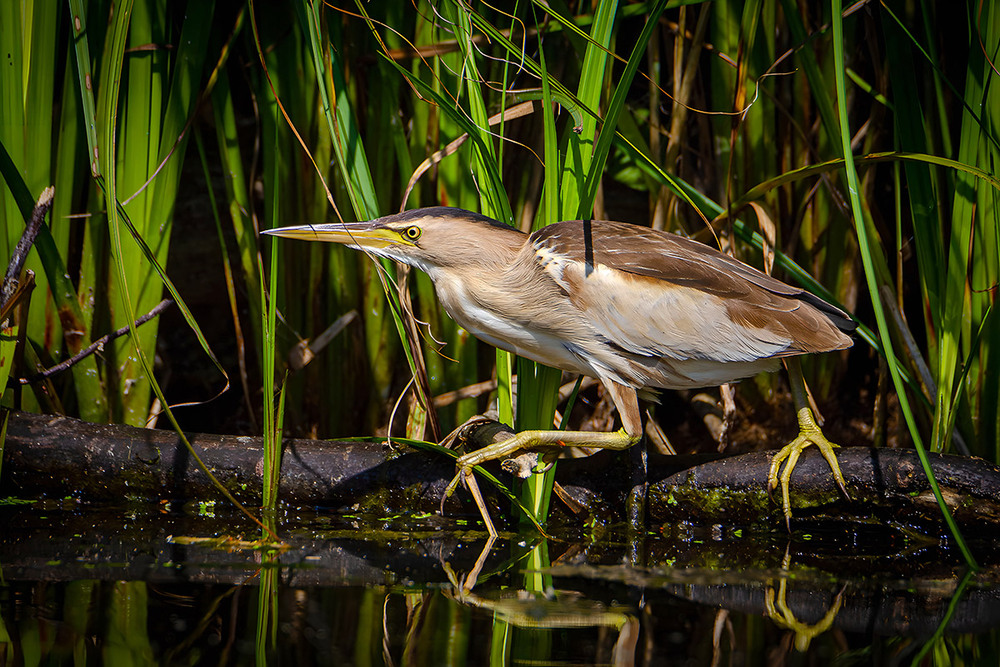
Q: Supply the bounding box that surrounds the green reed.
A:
[0,1,996,546]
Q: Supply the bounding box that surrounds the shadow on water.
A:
[1,502,999,665]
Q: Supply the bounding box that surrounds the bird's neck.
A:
[430,228,525,275]
[424,230,526,325]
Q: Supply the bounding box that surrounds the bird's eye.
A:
[404,226,421,241]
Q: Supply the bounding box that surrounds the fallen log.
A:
[3,411,1000,532]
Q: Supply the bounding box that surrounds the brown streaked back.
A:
[530,219,854,355]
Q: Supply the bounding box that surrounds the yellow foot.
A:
[443,427,594,502]
[441,427,638,534]
[441,437,555,534]
[443,439,530,502]
[443,465,470,500]
[768,407,850,527]
[442,432,544,537]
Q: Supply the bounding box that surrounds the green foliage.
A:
[1,1,996,533]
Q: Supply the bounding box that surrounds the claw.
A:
[441,466,472,506]
[768,406,850,527]
[535,457,556,475]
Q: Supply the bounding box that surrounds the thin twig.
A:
[3,186,54,312]
[20,299,173,384]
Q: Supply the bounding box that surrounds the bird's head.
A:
[262,206,523,273]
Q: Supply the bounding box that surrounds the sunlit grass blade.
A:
[830,0,975,568]
[450,3,509,220]
[0,311,19,408]
[63,0,272,538]
[116,1,214,425]
[378,58,513,225]
[262,168,285,511]
[559,0,618,219]
[0,0,27,264]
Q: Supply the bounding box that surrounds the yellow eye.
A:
[404,226,421,241]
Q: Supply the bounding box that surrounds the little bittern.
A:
[265,207,854,525]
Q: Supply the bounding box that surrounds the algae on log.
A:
[652,448,1000,532]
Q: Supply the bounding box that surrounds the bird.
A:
[264,206,855,528]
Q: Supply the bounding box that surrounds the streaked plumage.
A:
[268,207,852,392]
[264,206,855,529]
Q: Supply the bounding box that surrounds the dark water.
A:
[1,502,997,665]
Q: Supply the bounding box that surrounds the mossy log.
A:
[3,410,1000,531]
[651,447,1000,532]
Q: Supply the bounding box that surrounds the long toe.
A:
[769,407,849,525]
[810,431,850,500]
[443,469,466,501]
[796,407,850,500]
[774,436,805,527]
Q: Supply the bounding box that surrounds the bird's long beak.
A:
[262,222,399,249]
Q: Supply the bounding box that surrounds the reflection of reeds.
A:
[256,549,280,664]
[1,1,996,543]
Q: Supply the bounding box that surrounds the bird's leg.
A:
[604,381,648,530]
[443,381,645,527]
[463,472,498,538]
[768,358,850,527]
[443,427,640,499]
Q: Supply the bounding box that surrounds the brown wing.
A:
[530,220,854,361]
